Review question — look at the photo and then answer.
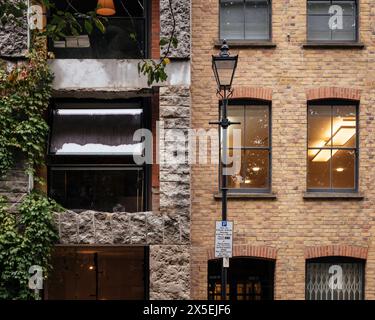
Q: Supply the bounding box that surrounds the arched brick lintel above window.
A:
[223,87,273,102]
[207,245,277,260]
[305,245,368,260]
[306,87,361,101]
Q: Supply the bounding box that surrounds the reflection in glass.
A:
[307,0,357,41]
[307,103,357,191]
[50,168,144,213]
[220,0,244,40]
[332,149,355,189]
[227,149,269,189]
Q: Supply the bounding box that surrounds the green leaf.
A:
[93,18,106,34]
[84,20,93,35]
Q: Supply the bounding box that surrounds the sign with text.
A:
[215,221,233,258]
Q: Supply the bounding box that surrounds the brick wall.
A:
[191,0,375,299]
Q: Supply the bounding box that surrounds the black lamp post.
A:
[210,40,238,300]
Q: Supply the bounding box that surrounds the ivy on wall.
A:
[0,193,60,300]
[0,38,59,300]
[0,38,53,177]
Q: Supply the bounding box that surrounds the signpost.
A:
[215,221,233,261]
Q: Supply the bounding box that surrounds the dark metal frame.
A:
[306,0,359,43]
[47,98,152,211]
[305,256,365,300]
[306,99,359,193]
[219,0,272,42]
[218,99,272,194]
[47,0,150,59]
[207,257,275,301]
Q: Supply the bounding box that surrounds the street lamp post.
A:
[210,40,238,300]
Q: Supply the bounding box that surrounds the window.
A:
[208,258,275,300]
[48,100,149,213]
[307,102,358,191]
[46,246,149,300]
[220,0,271,41]
[223,102,271,192]
[307,0,358,42]
[49,0,148,59]
[306,257,365,300]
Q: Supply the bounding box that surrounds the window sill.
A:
[302,42,365,49]
[214,192,277,200]
[214,40,277,48]
[303,192,364,200]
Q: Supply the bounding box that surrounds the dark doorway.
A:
[208,257,275,300]
[45,246,149,300]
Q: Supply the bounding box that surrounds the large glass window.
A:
[220,0,271,41]
[49,0,147,59]
[49,167,144,213]
[307,0,358,42]
[46,246,148,300]
[208,258,275,300]
[307,102,358,191]
[306,257,364,300]
[223,102,271,192]
[48,101,148,213]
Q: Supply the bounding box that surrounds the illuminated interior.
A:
[307,104,357,190]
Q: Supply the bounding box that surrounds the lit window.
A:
[307,102,358,191]
[223,102,271,192]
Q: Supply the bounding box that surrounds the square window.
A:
[220,0,271,41]
[307,0,358,42]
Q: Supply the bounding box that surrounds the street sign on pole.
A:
[215,221,233,259]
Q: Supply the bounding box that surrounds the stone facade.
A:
[191,0,375,300]
[149,245,191,300]
[0,0,28,57]
[0,154,29,209]
[160,0,191,58]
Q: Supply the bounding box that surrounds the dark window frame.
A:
[219,99,272,194]
[306,0,359,43]
[47,98,152,212]
[44,246,150,300]
[307,99,359,193]
[219,0,273,42]
[305,256,365,300]
[208,257,275,301]
[47,0,150,59]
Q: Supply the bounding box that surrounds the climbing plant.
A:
[0,36,59,300]
[0,37,53,177]
[0,193,60,300]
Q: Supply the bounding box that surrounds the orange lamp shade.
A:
[97,0,116,16]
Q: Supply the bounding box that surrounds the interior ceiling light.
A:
[97,0,116,16]
[312,120,355,162]
[336,168,344,172]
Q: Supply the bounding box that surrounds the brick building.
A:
[1,0,375,301]
[191,0,375,300]
[1,0,192,300]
